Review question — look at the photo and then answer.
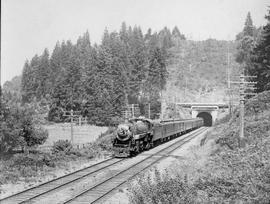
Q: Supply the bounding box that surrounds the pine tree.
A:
[128,26,147,103]
[172,26,186,46]
[49,41,62,92]
[235,12,256,72]
[251,9,270,91]
[63,41,82,110]
[21,60,32,103]
[21,55,41,103]
[120,22,129,44]
[243,12,255,37]
[147,47,167,91]
[20,24,171,123]
[158,27,173,49]
[36,48,50,99]
[102,28,111,48]
[144,28,152,41]
[172,26,181,38]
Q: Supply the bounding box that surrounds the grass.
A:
[128,91,270,204]
[41,123,108,146]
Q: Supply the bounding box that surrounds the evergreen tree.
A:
[36,49,50,99]
[235,12,256,73]
[144,28,152,41]
[147,47,167,91]
[120,22,129,44]
[21,60,32,103]
[102,28,111,47]
[20,23,172,123]
[172,26,181,38]
[250,9,270,91]
[158,27,173,49]
[172,26,186,46]
[243,12,255,37]
[128,26,147,103]
[49,41,62,92]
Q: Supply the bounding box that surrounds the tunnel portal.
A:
[197,112,212,126]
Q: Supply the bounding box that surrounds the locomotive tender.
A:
[112,117,204,157]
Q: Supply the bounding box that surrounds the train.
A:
[112,117,204,157]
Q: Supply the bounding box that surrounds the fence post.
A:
[79,116,82,126]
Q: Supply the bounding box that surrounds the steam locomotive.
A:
[112,117,204,157]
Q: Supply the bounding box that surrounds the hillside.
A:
[164,39,240,104]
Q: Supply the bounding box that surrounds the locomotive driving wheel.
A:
[135,141,140,153]
[144,135,152,150]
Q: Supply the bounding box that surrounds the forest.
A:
[17,24,185,125]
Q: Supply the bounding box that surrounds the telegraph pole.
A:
[227,42,232,115]
[148,103,151,119]
[70,109,74,144]
[131,104,134,117]
[184,77,187,101]
[231,74,257,147]
[63,109,80,145]
[239,75,245,141]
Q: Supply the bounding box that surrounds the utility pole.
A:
[239,75,245,142]
[230,74,257,147]
[63,109,80,145]
[148,103,151,119]
[131,104,134,117]
[227,43,232,115]
[160,89,163,120]
[70,110,74,144]
[184,77,187,101]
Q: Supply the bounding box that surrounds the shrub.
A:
[48,105,62,122]
[0,152,57,184]
[10,153,56,168]
[0,101,48,153]
[52,140,72,154]
[128,168,196,204]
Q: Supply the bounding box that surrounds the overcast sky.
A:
[1,0,269,84]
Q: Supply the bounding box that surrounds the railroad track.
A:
[0,157,124,204]
[64,127,209,204]
[0,127,208,204]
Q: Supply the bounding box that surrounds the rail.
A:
[64,127,209,204]
[0,158,124,204]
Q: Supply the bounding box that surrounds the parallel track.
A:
[0,157,124,204]
[0,127,208,204]
[64,127,209,204]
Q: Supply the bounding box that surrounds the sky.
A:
[1,0,269,84]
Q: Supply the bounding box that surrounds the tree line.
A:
[20,23,185,125]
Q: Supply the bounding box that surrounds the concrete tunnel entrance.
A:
[197,112,212,126]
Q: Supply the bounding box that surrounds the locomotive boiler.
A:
[113,117,154,157]
[113,117,203,157]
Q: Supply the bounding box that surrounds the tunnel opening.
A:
[197,112,212,126]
